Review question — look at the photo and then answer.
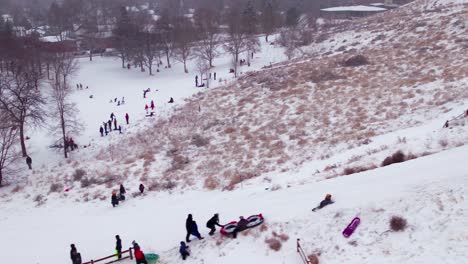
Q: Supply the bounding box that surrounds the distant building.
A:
[320,5,387,19]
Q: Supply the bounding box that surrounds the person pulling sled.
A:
[206,213,223,236]
[111,191,119,207]
[185,214,204,242]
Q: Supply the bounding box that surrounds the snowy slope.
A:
[0,145,467,264]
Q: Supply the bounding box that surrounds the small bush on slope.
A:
[390,216,408,231]
[49,183,63,193]
[265,238,282,251]
[343,55,369,67]
[73,169,86,181]
[381,151,406,167]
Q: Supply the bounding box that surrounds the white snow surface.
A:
[320,5,387,12]
[0,145,467,264]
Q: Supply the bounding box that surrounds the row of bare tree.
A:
[0,27,80,186]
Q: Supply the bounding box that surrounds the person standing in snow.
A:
[150,100,155,110]
[232,216,248,239]
[119,184,126,200]
[110,113,115,120]
[100,126,104,137]
[214,72,216,80]
[206,213,223,236]
[115,235,122,259]
[179,241,190,260]
[168,97,174,103]
[114,118,117,130]
[139,183,145,194]
[125,113,129,124]
[111,191,119,207]
[185,214,204,242]
[195,75,198,87]
[107,120,112,131]
[26,155,32,170]
[145,104,149,114]
[104,122,108,133]
[312,194,334,211]
[134,244,148,264]
[70,244,82,264]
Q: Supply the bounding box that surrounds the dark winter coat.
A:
[179,242,189,255]
[120,185,126,194]
[236,218,248,232]
[116,237,122,250]
[186,215,195,232]
[26,156,32,164]
[111,194,119,206]
[319,197,334,209]
[139,184,144,193]
[206,215,221,228]
[100,127,104,133]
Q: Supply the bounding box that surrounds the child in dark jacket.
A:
[179,241,190,260]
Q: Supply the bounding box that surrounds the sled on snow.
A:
[220,214,264,235]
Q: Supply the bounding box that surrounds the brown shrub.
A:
[204,176,220,190]
[343,55,369,67]
[34,194,46,206]
[73,169,86,181]
[390,216,407,232]
[308,254,319,264]
[49,183,63,194]
[224,127,236,134]
[381,151,406,167]
[265,238,282,251]
[191,134,210,147]
[343,165,375,175]
[11,185,22,193]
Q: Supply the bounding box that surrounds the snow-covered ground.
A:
[1,0,467,263]
[1,145,467,264]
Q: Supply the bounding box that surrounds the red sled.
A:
[342,217,360,238]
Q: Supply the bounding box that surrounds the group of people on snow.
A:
[195,72,216,87]
[76,83,88,90]
[110,183,145,208]
[100,112,128,136]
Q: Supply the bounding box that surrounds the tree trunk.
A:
[0,170,3,186]
[19,122,27,157]
[166,51,171,68]
[121,56,125,69]
[265,34,269,42]
[89,51,93,61]
[209,57,213,68]
[61,114,68,159]
[183,61,188,73]
[47,63,50,79]
[149,64,152,75]
[140,62,144,72]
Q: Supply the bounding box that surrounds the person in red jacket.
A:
[150,100,155,110]
[133,244,147,264]
[144,104,149,114]
[125,113,129,124]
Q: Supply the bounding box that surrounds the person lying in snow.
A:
[312,194,334,211]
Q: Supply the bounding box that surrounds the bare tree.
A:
[0,120,21,186]
[142,31,160,75]
[173,17,195,73]
[196,58,210,88]
[224,8,248,77]
[49,51,80,159]
[0,73,45,157]
[155,10,174,68]
[193,7,220,68]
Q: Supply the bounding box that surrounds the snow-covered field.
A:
[0,0,467,263]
